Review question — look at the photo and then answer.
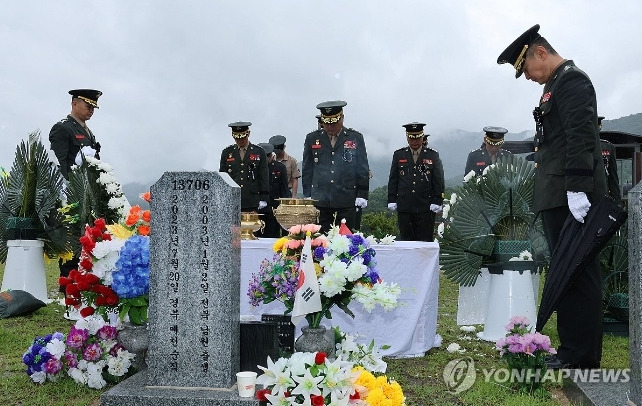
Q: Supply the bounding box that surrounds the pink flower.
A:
[311,237,327,247]
[288,225,303,234]
[286,240,303,250]
[97,325,118,341]
[83,342,104,361]
[43,357,63,374]
[302,224,322,234]
[66,326,89,349]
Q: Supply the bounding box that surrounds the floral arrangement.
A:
[333,329,388,374]
[23,315,136,389]
[255,351,405,406]
[60,194,151,325]
[248,223,401,328]
[495,316,556,397]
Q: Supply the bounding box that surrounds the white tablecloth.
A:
[240,239,441,358]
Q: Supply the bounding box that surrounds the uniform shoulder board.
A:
[345,127,363,136]
[58,117,71,124]
[600,139,613,145]
[306,129,322,138]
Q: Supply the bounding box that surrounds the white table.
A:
[240,239,441,358]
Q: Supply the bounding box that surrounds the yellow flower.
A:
[314,263,322,277]
[59,251,74,264]
[273,237,288,253]
[106,224,135,239]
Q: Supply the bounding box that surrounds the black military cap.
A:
[497,24,542,78]
[483,126,508,146]
[258,142,274,155]
[598,116,605,126]
[69,89,102,108]
[269,135,286,152]
[228,121,252,138]
[315,114,322,124]
[403,122,427,139]
[316,100,347,124]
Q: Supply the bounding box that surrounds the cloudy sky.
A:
[1,1,640,186]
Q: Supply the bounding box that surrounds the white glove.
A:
[567,191,591,223]
[258,201,268,210]
[430,204,443,213]
[355,198,368,208]
[74,146,96,165]
[387,203,397,211]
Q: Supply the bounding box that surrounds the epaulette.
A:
[306,129,323,138]
[345,127,363,136]
[600,139,613,145]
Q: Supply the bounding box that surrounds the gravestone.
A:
[629,182,642,405]
[101,171,260,406]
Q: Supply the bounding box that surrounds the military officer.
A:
[498,24,607,369]
[269,135,301,197]
[219,122,269,212]
[598,116,621,201]
[302,100,370,233]
[464,126,513,176]
[387,122,445,242]
[49,89,103,179]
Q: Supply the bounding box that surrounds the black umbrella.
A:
[536,196,627,332]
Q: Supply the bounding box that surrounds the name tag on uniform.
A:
[602,150,610,156]
[226,157,235,162]
[398,159,408,163]
[75,134,85,139]
[249,154,261,161]
[477,161,486,166]
[424,159,433,165]
[311,144,322,149]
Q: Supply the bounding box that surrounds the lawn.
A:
[0,259,630,406]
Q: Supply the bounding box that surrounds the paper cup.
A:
[236,371,257,397]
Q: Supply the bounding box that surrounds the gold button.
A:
[534,147,538,152]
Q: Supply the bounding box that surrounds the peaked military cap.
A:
[258,142,274,155]
[228,121,252,138]
[316,100,347,124]
[69,89,102,108]
[403,122,427,139]
[483,126,508,146]
[497,24,542,78]
[269,135,286,152]
[315,114,322,124]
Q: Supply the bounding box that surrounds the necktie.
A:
[412,150,419,163]
[330,136,337,148]
[240,148,246,160]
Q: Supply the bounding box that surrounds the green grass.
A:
[0,260,630,406]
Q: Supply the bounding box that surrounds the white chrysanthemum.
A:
[67,367,87,384]
[460,325,476,333]
[105,182,122,195]
[463,170,477,183]
[108,195,129,210]
[437,223,445,237]
[449,193,457,205]
[379,234,396,245]
[86,369,107,389]
[85,156,100,166]
[345,258,366,282]
[76,314,106,335]
[97,172,117,185]
[519,250,533,261]
[328,235,350,255]
[97,161,113,172]
[319,270,347,297]
[482,164,495,176]
[107,350,134,377]
[45,338,66,359]
[442,204,450,219]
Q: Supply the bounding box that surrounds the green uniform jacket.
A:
[387,146,445,212]
[49,115,100,179]
[464,144,513,176]
[533,60,606,213]
[219,143,269,210]
[600,140,621,201]
[302,127,370,208]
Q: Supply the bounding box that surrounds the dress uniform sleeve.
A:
[302,135,312,198]
[464,151,475,176]
[219,148,227,173]
[556,70,600,192]
[49,122,71,179]
[387,152,398,204]
[257,149,270,201]
[431,153,445,205]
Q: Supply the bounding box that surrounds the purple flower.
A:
[63,349,79,368]
[97,325,118,341]
[66,326,89,349]
[109,343,125,357]
[83,342,104,362]
[43,358,63,374]
[313,246,326,259]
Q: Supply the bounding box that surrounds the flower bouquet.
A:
[23,315,136,389]
[495,316,556,397]
[248,223,401,328]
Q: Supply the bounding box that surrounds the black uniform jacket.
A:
[387,146,445,213]
[600,140,620,201]
[533,60,606,213]
[219,143,269,210]
[302,127,370,208]
[49,115,100,179]
[268,160,292,207]
[464,145,512,176]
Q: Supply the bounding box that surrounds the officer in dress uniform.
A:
[387,122,445,242]
[302,100,370,233]
[219,122,269,212]
[254,143,291,238]
[598,116,621,201]
[268,135,301,197]
[49,89,103,179]
[464,127,513,176]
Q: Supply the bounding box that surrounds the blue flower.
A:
[112,235,150,299]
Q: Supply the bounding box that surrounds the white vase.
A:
[1,240,47,302]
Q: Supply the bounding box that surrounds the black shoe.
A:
[545,356,570,370]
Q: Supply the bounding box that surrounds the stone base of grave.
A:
[100,370,260,406]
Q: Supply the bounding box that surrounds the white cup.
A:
[236,371,257,397]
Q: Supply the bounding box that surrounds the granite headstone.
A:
[629,181,642,405]
[101,171,260,406]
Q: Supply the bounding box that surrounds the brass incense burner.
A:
[240,212,264,240]
[273,198,320,229]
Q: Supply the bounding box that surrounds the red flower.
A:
[94,218,106,229]
[91,226,103,238]
[310,394,324,406]
[80,258,93,271]
[102,233,112,241]
[80,307,95,317]
[142,210,151,222]
[65,297,80,306]
[315,352,326,365]
[350,391,361,400]
[66,284,80,296]
[137,225,151,236]
[58,277,73,286]
[255,388,270,401]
